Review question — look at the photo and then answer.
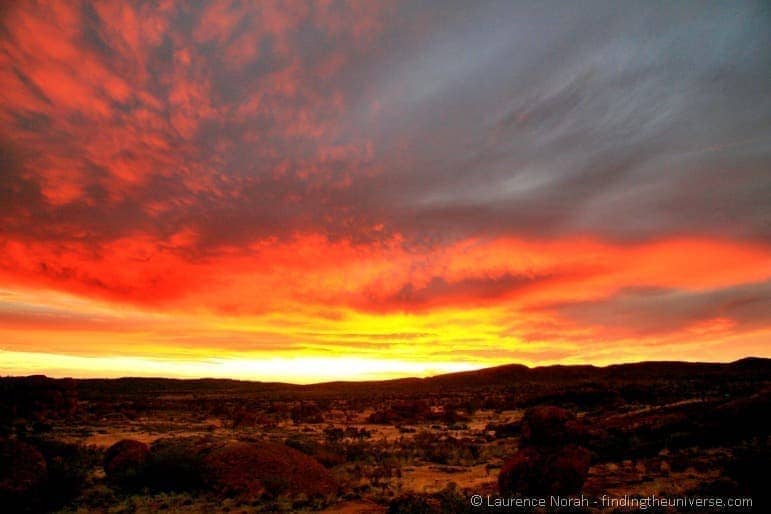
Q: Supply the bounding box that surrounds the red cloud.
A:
[0,1,769,377]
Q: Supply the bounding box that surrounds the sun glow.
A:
[0,350,480,384]
[1,235,770,383]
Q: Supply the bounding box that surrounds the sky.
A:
[1,1,770,383]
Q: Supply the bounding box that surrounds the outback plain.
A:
[1,358,768,513]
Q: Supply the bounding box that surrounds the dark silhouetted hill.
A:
[3,357,768,401]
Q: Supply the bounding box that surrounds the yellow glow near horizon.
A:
[1,236,770,382]
[0,350,481,384]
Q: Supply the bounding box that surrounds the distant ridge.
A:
[4,357,769,398]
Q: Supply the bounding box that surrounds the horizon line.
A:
[3,355,767,387]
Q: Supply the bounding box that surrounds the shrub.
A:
[0,439,47,512]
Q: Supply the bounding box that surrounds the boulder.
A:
[544,444,592,495]
[146,437,337,499]
[104,439,149,486]
[202,441,338,499]
[499,444,591,496]
[520,406,576,446]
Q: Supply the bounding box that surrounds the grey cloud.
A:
[1,0,769,252]
[546,280,771,335]
[358,271,562,312]
[361,0,771,243]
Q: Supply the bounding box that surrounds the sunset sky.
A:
[1,1,769,383]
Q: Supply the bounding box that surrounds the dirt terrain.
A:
[1,358,768,512]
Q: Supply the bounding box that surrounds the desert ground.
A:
[1,359,768,513]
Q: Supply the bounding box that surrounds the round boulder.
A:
[104,439,149,486]
[202,441,338,500]
[544,444,592,495]
[520,406,576,446]
[499,444,591,496]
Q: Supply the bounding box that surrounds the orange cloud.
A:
[1,1,769,381]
